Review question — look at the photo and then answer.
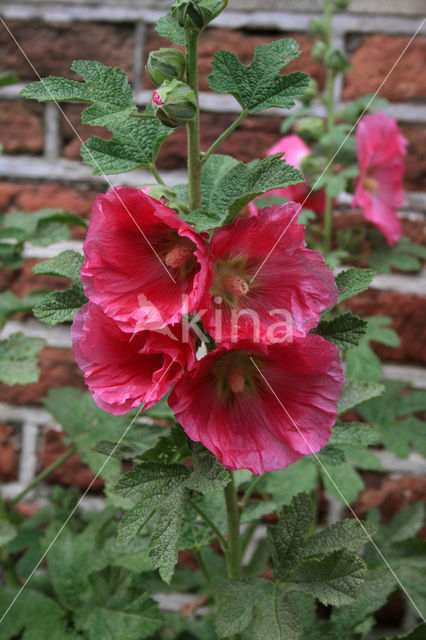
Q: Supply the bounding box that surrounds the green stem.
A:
[224,471,241,579]
[202,110,248,162]
[240,520,258,558]
[323,0,336,254]
[241,474,263,508]
[194,548,216,596]
[0,550,19,588]
[187,496,227,551]
[185,27,202,210]
[11,445,77,505]
[150,164,166,185]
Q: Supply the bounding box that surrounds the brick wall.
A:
[0,1,425,518]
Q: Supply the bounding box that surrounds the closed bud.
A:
[312,40,327,63]
[146,48,186,86]
[295,117,325,142]
[333,0,351,9]
[152,79,197,128]
[171,0,227,30]
[301,77,319,104]
[308,17,327,39]
[324,48,351,72]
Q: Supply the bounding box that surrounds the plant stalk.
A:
[10,444,77,505]
[323,0,336,254]
[185,27,202,210]
[224,471,241,579]
[202,110,247,162]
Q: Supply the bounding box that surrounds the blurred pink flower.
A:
[352,112,407,246]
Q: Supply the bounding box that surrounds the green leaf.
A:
[148,489,186,583]
[2,208,87,248]
[33,283,87,326]
[0,290,48,328]
[313,312,367,350]
[325,173,346,199]
[182,208,225,233]
[32,250,84,284]
[329,421,380,447]
[320,462,364,504]
[155,13,186,45]
[22,60,138,128]
[208,40,309,113]
[81,106,174,174]
[369,235,426,274]
[338,378,384,414]
[379,624,426,640]
[216,578,265,637]
[303,519,377,556]
[200,153,303,226]
[268,494,314,580]
[0,70,19,87]
[259,458,318,506]
[0,333,45,385]
[346,315,400,382]
[0,588,68,640]
[0,520,17,546]
[335,268,376,304]
[186,447,230,494]
[74,568,163,640]
[289,549,367,606]
[140,424,191,464]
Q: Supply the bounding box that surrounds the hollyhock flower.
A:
[80,186,211,333]
[72,302,196,415]
[169,335,343,475]
[199,203,337,344]
[352,112,407,246]
[248,134,326,216]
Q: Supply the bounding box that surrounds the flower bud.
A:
[324,49,351,72]
[312,40,327,63]
[171,0,227,30]
[152,79,197,128]
[295,117,325,142]
[301,154,328,180]
[300,77,319,104]
[333,0,351,9]
[146,48,186,86]
[308,17,327,39]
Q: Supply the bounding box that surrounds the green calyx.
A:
[152,79,197,128]
[171,0,228,31]
[324,48,352,72]
[146,48,186,86]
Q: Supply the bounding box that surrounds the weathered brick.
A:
[345,291,426,365]
[0,423,19,482]
[157,112,282,169]
[401,124,426,191]
[0,21,134,81]
[0,100,44,154]
[38,429,103,491]
[0,347,85,406]
[344,34,426,101]
[145,27,325,92]
[61,104,112,161]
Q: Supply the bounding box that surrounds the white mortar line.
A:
[43,102,61,161]
[0,318,72,348]
[382,364,426,389]
[132,20,146,94]
[18,420,39,485]
[0,402,53,424]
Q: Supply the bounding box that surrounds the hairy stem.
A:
[10,444,77,506]
[322,0,336,254]
[150,164,166,185]
[224,471,241,579]
[202,110,248,162]
[185,27,202,210]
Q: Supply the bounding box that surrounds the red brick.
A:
[401,124,426,191]
[345,290,426,365]
[38,429,103,491]
[61,104,112,161]
[7,258,70,298]
[0,100,44,153]
[0,21,134,82]
[0,423,19,482]
[0,347,85,406]
[157,112,282,169]
[344,34,426,102]
[145,27,325,92]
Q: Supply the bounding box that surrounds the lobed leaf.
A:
[33,283,87,326]
[0,333,45,385]
[32,250,84,284]
[313,312,368,350]
[335,267,376,304]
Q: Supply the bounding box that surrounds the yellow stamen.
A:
[363,175,379,193]
[227,367,246,393]
[224,274,249,297]
[165,244,193,268]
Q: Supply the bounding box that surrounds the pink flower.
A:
[72,302,196,415]
[169,335,343,474]
[248,134,325,216]
[352,112,407,246]
[199,203,337,344]
[80,187,211,333]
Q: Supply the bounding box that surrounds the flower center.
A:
[363,175,379,193]
[227,367,246,393]
[211,256,253,307]
[223,274,249,297]
[165,243,194,268]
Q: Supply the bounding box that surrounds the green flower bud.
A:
[300,77,319,104]
[312,40,327,63]
[324,48,351,72]
[152,79,197,128]
[171,0,227,30]
[308,17,327,39]
[295,117,325,142]
[146,48,186,86]
[333,0,351,9]
[301,154,328,180]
